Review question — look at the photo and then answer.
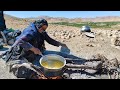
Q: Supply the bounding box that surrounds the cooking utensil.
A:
[39,54,66,77]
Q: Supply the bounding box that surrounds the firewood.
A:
[65,61,102,70]
[66,64,95,69]
[84,69,98,74]
[65,58,103,65]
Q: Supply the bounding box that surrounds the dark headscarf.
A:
[34,19,48,30]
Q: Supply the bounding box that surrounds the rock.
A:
[91,54,108,61]
[86,44,95,47]
[107,32,113,38]
[61,36,65,39]
[70,73,81,79]
[8,39,15,45]
[65,35,70,40]
[64,34,68,37]
[108,58,119,68]
[72,34,75,37]
[111,35,120,46]
[70,73,97,79]
[55,32,60,37]
[53,32,56,37]
[78,33,81,36]
[97,32,102,36]
[61,33,65,36]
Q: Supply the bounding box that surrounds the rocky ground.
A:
[0,16,120,79]
[46,25,120,60]
[0,60,17,79]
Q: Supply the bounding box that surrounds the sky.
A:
[4,11,120,18]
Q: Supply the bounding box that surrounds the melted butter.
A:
[41,60,64,69]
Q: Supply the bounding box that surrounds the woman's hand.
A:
[30,47,42,55]
[60,42,68,49]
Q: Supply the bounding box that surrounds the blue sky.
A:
[4,11,120,18]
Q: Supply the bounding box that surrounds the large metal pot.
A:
[81,25,91,32]
[39,54,66,77]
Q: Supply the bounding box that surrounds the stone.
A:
[8,39,15,45]
[111,36,120,46]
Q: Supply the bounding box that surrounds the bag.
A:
[5,29,21,45]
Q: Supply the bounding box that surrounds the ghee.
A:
[41,60,64,69]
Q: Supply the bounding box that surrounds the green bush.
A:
[50,21,120,28]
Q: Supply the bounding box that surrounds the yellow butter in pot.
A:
[41,60,64,69]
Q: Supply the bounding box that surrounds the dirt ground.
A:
[45,25,120,61]
[0,17,120,79]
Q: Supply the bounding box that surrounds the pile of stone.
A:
[111,35,120,46]
[49,29,80,41]
[110,30,120,48]
[93,29,120,48]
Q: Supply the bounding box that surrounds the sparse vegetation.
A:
[1,14,120,79]
[51,22,120,28]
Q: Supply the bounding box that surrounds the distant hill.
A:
[25,16,120,22]
[81,16,120,22]
[4,14,120,23]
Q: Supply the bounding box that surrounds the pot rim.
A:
[40,54,66,70]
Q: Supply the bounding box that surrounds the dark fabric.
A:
[15,23,60,49]
[34,19,48,29]
[0,11,6,31]
[12,65,38,79]
[11,23,60,62]
[3,46,23,62]
[7,59,41,79]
